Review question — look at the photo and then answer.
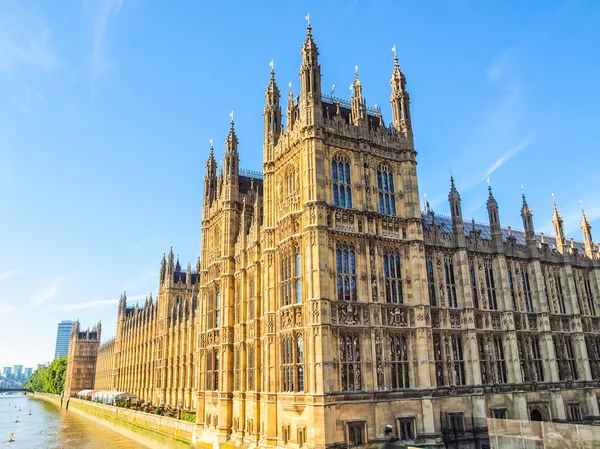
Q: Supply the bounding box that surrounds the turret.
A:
[521,191,537,251]
[350,68,366,125]
[118,292,127,316]
[581,205,597,259]
[160,253,167,282]
[186,262,192,285]
[389,47,412,135]
[448,176,465,247]
[552,196,567,254]
[204,142,217,203]
[264,65,281,150]
[175,256,181,272]
[224,117,239,181]
[286,82,296,132]
[486,181,503,250]
[300,18,322,124]
[167,247,175,275]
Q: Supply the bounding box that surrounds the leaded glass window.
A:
[332,154,352,208]
[336,243,357,301]
[384,251,403,304]
[377,164,396,216]
[340,333,361,391]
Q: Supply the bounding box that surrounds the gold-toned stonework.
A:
[65,24,600,449]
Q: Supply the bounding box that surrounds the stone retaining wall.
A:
[33,393,195,448]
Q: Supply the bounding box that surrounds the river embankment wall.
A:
[32,393,194,448]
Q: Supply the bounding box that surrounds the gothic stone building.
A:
[64,321,101,398]
[94,25,600,449]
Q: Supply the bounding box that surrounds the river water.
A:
[0,394,147,448]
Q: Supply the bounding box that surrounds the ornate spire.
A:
[581,203,596,259]
[448,176,462,220]
[225,112,238,156]
[351,67,366,125]
[551,194,567,254]
[264,62,281,145]
[390,45,411,134]
[300,16,321,105]
[520,188,536,245]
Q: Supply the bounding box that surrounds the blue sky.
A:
[1,0,599,368]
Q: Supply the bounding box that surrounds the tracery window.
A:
[554,335,578,380]
[493,335,508,384]
[427,254,436,306]
[433,332,465,386]
[517,335,531,382]
[384,251,403,304]
[531,337,544,382]
[444,255,457,308]
[336,243,357,301]
[477,335,489,384]
[586,336,600,379]
[584,272,596,316]
[207,289,220,329]
[340,333,361,391]
[484,261,498,310]
[508,269,517,311]
[434,332,445,386]
[332,154,352,208]
[555,270,566,314]
[470,261,479,309]
[281,246,302,307]
[377,164,396,216]
[521,267,534,312]
[281,334,304,392]
[390,334,409,389]
[451,335,466,385]
[206,349,219,390]
[247,346,255,391]
[248,275,255,319]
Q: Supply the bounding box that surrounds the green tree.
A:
[23,357,68,394]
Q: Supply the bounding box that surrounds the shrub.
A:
[180,411,196,422]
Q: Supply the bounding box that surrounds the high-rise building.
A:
[84,24,600,448]
[23,367,33,378]
[2,367,11,378]
[54,320,75,359]
[12,365,23,379]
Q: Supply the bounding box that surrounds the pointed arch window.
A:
[484,261,498,310]
[281,333,304,392]
[470,261,479,309]
[521,268,534,312]
[427,254,436,306]
[383,251,403,304]
[555,270,566,314]
[390,334,410,388]
[377,164,396,216]
[508,269,517,311]
[336,243,357,301]
[340,333,361,391]
[332,154,352,208]
[208,289,220,329]
[444,255,457,308]
[281,245,302,307]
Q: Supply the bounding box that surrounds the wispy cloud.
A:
[0,305,16,313]
[482,136,535,180]
[56,293,146,311]
[0,0,57,73]
[84,0,124,79]
[0,271,20,281]
[30,276,70,305]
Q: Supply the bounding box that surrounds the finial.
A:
[289,81,292,90]
[305,12,310,28]
[209,138,214,153]
[450,174,455,188]
[331,84,336,96]
[521,185,527,205]
[392,44,397,57]
[229,110,234,125]
[355,64,358,74]
[269,59,274,74]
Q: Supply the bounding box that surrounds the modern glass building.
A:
[54,320,75,359]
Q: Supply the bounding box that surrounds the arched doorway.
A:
[530,408,543,422]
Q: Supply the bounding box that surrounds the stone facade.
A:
[94,336,115,391]
[64,321,101,398]
[90,25,600,449]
